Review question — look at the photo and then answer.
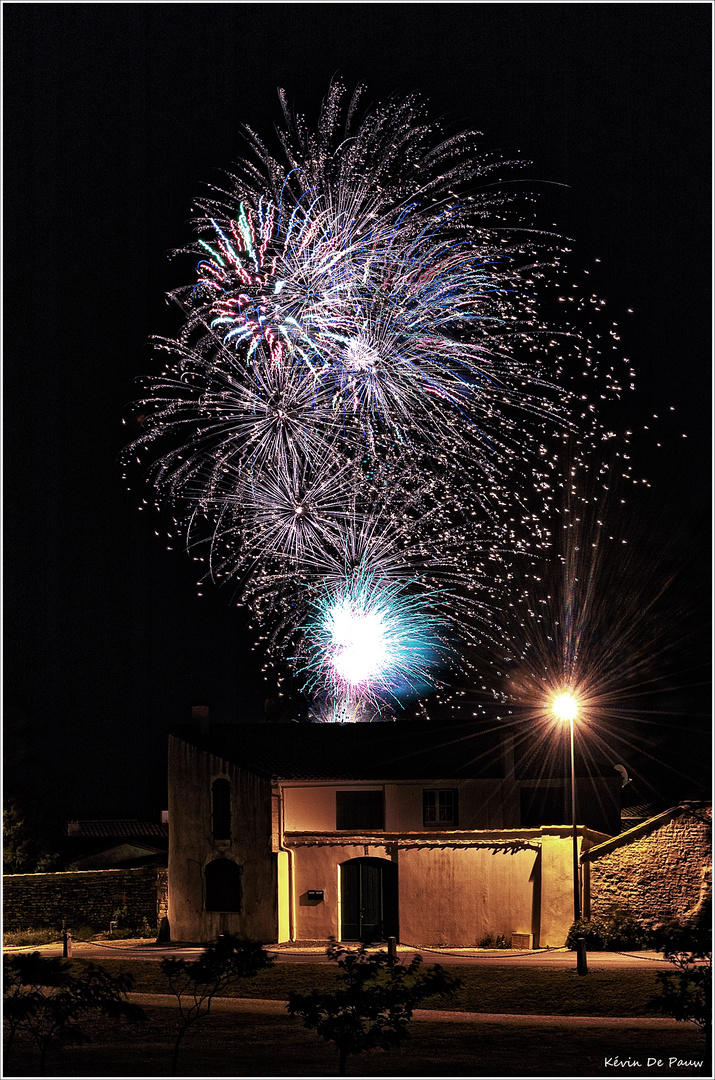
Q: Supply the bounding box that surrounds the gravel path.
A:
[128,992,686,1027]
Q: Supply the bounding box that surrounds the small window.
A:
[336,790,384,830]
[205,858,242,912]
[423,789,459,826]
[212,778,231,839]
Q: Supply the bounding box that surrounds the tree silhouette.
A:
[3,953,143,1075]
[649,913,712,1054]
[288,940,461,1075]
[161,935,273,1075]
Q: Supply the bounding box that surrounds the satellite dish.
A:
[613,764,631,787]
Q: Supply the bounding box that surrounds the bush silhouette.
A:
[288,940,461,1075]
[3,952,143,1075]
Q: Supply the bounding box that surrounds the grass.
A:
[3,926,155,947]
[3,925,100,948]
[69,959,666,1017]
[6,1006,711,1078]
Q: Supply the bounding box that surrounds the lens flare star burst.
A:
[551,690,580,723]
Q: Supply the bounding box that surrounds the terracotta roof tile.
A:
[66,820,168,838]
[172,721,507,780]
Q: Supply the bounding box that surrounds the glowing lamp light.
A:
[552,690,579,723]
[328,601,390,686]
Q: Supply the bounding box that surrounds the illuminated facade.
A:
[167,723,620,947]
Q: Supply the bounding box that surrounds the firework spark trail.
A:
[123,81,628,717]
[456,439,705,805]
[130,338,338,499]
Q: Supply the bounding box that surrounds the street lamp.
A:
[551,690,580,922]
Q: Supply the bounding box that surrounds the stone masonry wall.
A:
[587,806,712,922]
[3,867,166,932]
[157,868,168,923]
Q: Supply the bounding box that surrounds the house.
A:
[167,720,623,947]
[65,819,168,870]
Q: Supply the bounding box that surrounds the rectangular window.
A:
[336,790,384,830]
[423,788,459,826]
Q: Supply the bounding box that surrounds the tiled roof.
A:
[621,803,656,819]
[171,720,508,780]
[66,820,168,838]
[584,801,711,860]
[510,726,619,781]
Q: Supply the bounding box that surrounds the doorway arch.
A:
[340,857,398,943]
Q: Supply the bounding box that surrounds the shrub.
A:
[648,915,712,1051]
[567,907,648,951]
[110,906,155,939]
[478,933,511,949]
[642,909,712,954]
[566,917,607,950]
[600,907,649,950]
[161,935,273,1075]
[3,952,144,1075]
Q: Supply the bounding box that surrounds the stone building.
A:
[64,819,168,870]
[167,721,623,947]
[583,801,712,923]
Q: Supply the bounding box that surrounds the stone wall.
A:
[157,868,168,923]
[3,867,166,932]
[584,803,712,922]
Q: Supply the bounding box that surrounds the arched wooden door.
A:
[340,857,398,942]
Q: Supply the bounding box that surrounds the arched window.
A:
[212,778,231,839]
[205,858,242,912]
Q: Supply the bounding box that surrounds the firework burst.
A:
[123,81,628,718]
[297,561,449,720]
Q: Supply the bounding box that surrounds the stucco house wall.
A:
[289,838,396,941]
[282,778,519,832]
[167,735,277,942]
[583,803,711,923]
[281,827,603,947]
[395,839,538,946]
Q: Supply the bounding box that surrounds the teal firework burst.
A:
[297,562,450,715]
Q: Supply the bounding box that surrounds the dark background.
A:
[4,4,711,832]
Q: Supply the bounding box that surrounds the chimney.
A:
[192,704,209,733]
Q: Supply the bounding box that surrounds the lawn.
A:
[72,959,665,1017]
[5,1002,710,1077]
[7,958,708,1077]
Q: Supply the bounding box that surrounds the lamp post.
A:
[552,691,580,922]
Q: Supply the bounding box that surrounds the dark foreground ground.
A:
[4,997,710,1078]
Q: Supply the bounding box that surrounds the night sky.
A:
[4,4,711,831]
